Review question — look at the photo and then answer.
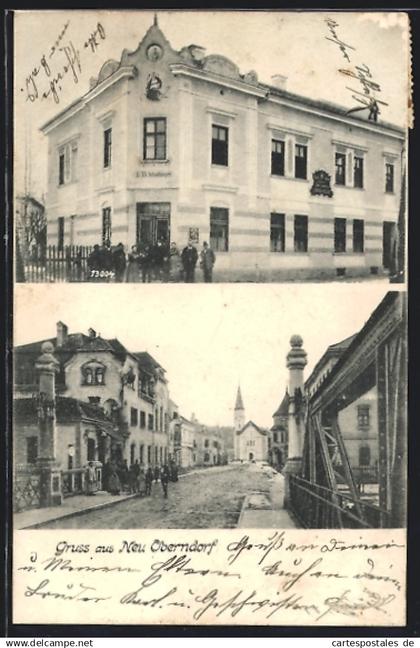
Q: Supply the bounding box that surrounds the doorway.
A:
[136,202,171,246]
[249,452,254,461]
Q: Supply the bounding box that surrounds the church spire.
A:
[234,385,244,411]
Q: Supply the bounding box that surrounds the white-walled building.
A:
[14,322,170,469]
[233,386,268,461]
[40,18,405,281]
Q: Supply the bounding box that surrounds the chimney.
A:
[56,321,68,348]
[88,327,96,339]
[271,74,287,91]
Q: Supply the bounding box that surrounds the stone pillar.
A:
[283,334,307,508]
[35,341,62,507]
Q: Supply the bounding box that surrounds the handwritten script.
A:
[13,529,405,625]
[324,17,388,120]
[21,21,106,105]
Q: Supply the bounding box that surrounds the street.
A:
[40,463,276,529]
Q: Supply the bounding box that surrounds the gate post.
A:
[35,341,63,507]
[283,335,307,508]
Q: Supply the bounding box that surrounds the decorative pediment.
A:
[202,55,240,80]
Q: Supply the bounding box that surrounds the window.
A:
[294,215,308,252]
[160,406,163,432]
[204,439,209,448]
[295,144,307,179]
[148,414,154,430]
[210,207,229,251]
[147,445,151,463]
[353,219,364,253]
[81,364,106,386]
[58,141,77,185]
[211,125,228,166]
[103,128,112,168]
[335,153,346,185]
[385,163,394,193]
[130,408,138,427]
[334,218,347,253]
[102,207,111,246]
[57,217,64,251]
[140,411,146,429]
[271,139,285,176]
[204,452,210,462]
[357,405,370,428]
[359,445,371,467]
[143,118,167,160]
[139,444,144,463]
[354,156,364,188]
[130,443,135,465]
[59,152,65,185]
[273,432,278,443]
[160,447,163,463]
[270,213,285,252]
[26,436,38,464]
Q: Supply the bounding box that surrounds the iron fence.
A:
[21,245,93,283]
[289,474,389,528]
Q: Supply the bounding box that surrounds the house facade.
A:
[40,18,405,280]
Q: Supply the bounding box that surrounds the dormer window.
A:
[81,360,106,386]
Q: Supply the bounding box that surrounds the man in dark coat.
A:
[199,241,216,283]
[181,242,198,283]
[145,466,153,496]
[138,243,152,283]
[87,245,102,281]
[113,243,127,282]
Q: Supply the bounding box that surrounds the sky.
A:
[14,10,410,200]
[14,283,394,428]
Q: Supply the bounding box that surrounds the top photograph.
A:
[14,10,410,284]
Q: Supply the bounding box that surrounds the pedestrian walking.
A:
[199,241,216,283]
[108,461,121,495]
[138,464,146,496]
[86,461,97,495]
[113,243,127,282]
[145,466,153,496]
[160,464,170,498]
[128,461,137,494]
[181,242,198,283]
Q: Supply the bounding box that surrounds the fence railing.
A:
[288,474,389,529]
[21,245,93,283]
[13,467,42,512]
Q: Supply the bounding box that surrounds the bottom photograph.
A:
[13,284,406,530]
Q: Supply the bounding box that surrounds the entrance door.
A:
[383,221,396,270]
[136,203,171,246]
[249,452,254,461]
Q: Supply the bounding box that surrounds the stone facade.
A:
[41,19,405,281]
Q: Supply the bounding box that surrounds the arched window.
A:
[81,361,106,386]
[359,445,371,467]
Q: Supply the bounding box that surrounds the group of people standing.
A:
[87,240,216,283]
[98,459,177,499]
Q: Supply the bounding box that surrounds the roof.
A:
[14,396,122,440]
[273,391,289,418]
[234,385,244,411]
[309,292,404,402]
[305,333,357,388]
[236,420,267,436]
[41,19,405,138]
[133,351,166,375]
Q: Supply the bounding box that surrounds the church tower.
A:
[234,385,245,460]
[234,385,245,431]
